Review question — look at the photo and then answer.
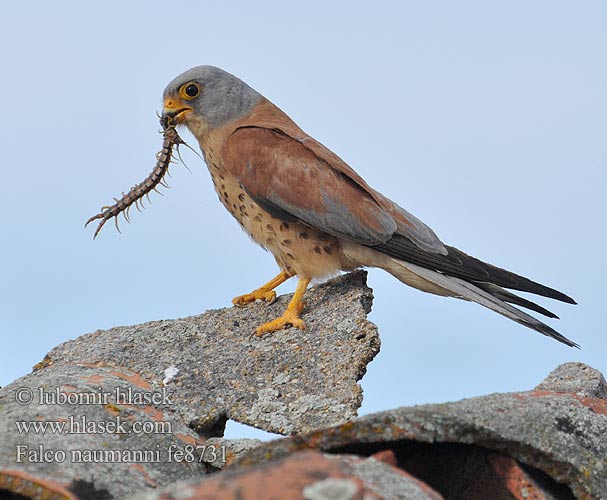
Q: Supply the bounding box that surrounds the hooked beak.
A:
[161,97,192,128]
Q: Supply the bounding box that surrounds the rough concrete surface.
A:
[0,271,379,499]
[2,270,606,500]
[535,361,607,399]
[0,363,209,499]
[233,363,607,499]
[43,271,379,436]
[128,450,444,500]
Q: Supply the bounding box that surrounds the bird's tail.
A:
[385,257,579,348]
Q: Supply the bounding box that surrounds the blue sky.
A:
[1,2,605,439]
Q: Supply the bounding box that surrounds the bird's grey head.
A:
[162,66,262,131]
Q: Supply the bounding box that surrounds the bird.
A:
[157,65,577,346]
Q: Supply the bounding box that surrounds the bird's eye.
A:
[180,83,200,99]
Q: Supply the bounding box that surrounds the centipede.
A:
[85,118,186,239]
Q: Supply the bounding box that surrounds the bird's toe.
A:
[255,308,306,336]
[232,289,277,307]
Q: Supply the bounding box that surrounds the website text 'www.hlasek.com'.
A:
[12,385,226,465]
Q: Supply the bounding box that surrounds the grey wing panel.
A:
[371,190,448,255]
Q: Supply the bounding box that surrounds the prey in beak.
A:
[161,97,192,129]
[86,110,188,238]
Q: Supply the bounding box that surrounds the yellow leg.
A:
[232,270,294,307]
[255,276,311,336]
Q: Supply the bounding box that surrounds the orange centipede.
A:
[85,118,185,239]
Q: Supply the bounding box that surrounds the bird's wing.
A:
[294,131,448,254]
[221,122,575,305]
[221,126,394,244]
[221,124,445,251]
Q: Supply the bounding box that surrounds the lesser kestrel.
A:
[89,65,577,347]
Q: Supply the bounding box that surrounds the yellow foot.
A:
[255,302,306,336]
[232,289,277,307]
[231,271,293,308]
